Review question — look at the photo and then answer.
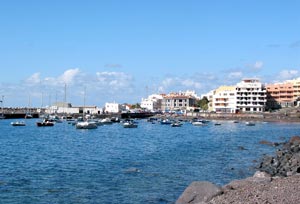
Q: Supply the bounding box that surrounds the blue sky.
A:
[0,0,299,107]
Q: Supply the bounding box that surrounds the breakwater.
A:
[0,112,154,119]
[1,113,39,119]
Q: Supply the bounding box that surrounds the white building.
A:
[212,86,237,113]
[201,91,214,112]
[204,79,267,113]
[179,90,201,100]
[140,94,163,111]
[105,102,127,113]
[236,79,266,112]
[46,102,102,115]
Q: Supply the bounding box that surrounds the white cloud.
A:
[161,77,177,87]
[4,65,300,108]
[228,71,243,79]
[96,71,133,90]
[254,61,263,69]
[181,79,202,89]
[245,61,263,72]
[58,68,80,84]
[157,77,203,93]
[277,70,299,80]
[25,73,41,84]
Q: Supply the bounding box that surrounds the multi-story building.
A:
[286,78,300,102]
[46,102,102,114]
[266,83,294,108]
[212,86,236,113]
[161,92,197,111]
[201,91,214,112]
[140,94,163,111]
[236,79,267,112]
[104,102,127,113]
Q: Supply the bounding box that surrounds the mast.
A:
[83,87,86,119]
[64,83,67,115]
[0,95,4,119]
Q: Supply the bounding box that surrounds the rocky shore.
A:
[176,136,300,204]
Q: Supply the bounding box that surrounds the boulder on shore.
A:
[176,181,222,204]
[258,136,300,177]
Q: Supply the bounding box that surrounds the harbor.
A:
[1,117,300,203]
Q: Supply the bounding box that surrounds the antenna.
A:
[64,83,67,104]
[146,85,149,97]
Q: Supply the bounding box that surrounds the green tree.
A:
[131,103,141,109]
[197,97,209,110]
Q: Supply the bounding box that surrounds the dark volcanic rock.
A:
[258,136,300,177]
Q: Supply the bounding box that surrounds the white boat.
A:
[171,122,182,127]
[123,121,138,128]
[160,119,172,125]
[245,122,255,126]
[11,121,26,126]
[25,113,33,119]
[76,121,98,129]
[192,121,205,126]
[36,119,55,127]
[100,118,113,125]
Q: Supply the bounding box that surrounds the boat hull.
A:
[36,122,54,127]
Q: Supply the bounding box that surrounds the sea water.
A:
[0,119,299,204]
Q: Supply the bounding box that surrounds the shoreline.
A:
[176,136,300,204]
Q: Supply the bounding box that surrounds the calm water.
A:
[0,119,299,204]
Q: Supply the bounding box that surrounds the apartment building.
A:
[236,79,267,112]
[161,93,197,111]
[105,102,127,113]
[287,78,300,101]
[140,94,163,111]
[212,86,236,113]
[266,83,294,108]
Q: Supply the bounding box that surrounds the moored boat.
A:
[11,121,26,126]
[160,119,172,125]
[245,121,255,126]
[100,118,113,125]
[192,121,206,126]
[76,121,98,129]
[36,119,54,127]
[123,121,138,128]
[171,122,182,127]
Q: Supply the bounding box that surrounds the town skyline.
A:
[0,1,299,107]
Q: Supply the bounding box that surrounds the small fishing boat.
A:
[100,118,113,125]
[160,119,172,125]
[11,121,26,126]
[245,121,255,126]
[123,120,138,128]
[36,119,54,127]
[192,121,206,126]
[123,121,138,128]
[76,121,98,129]
[171,122,182,127]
